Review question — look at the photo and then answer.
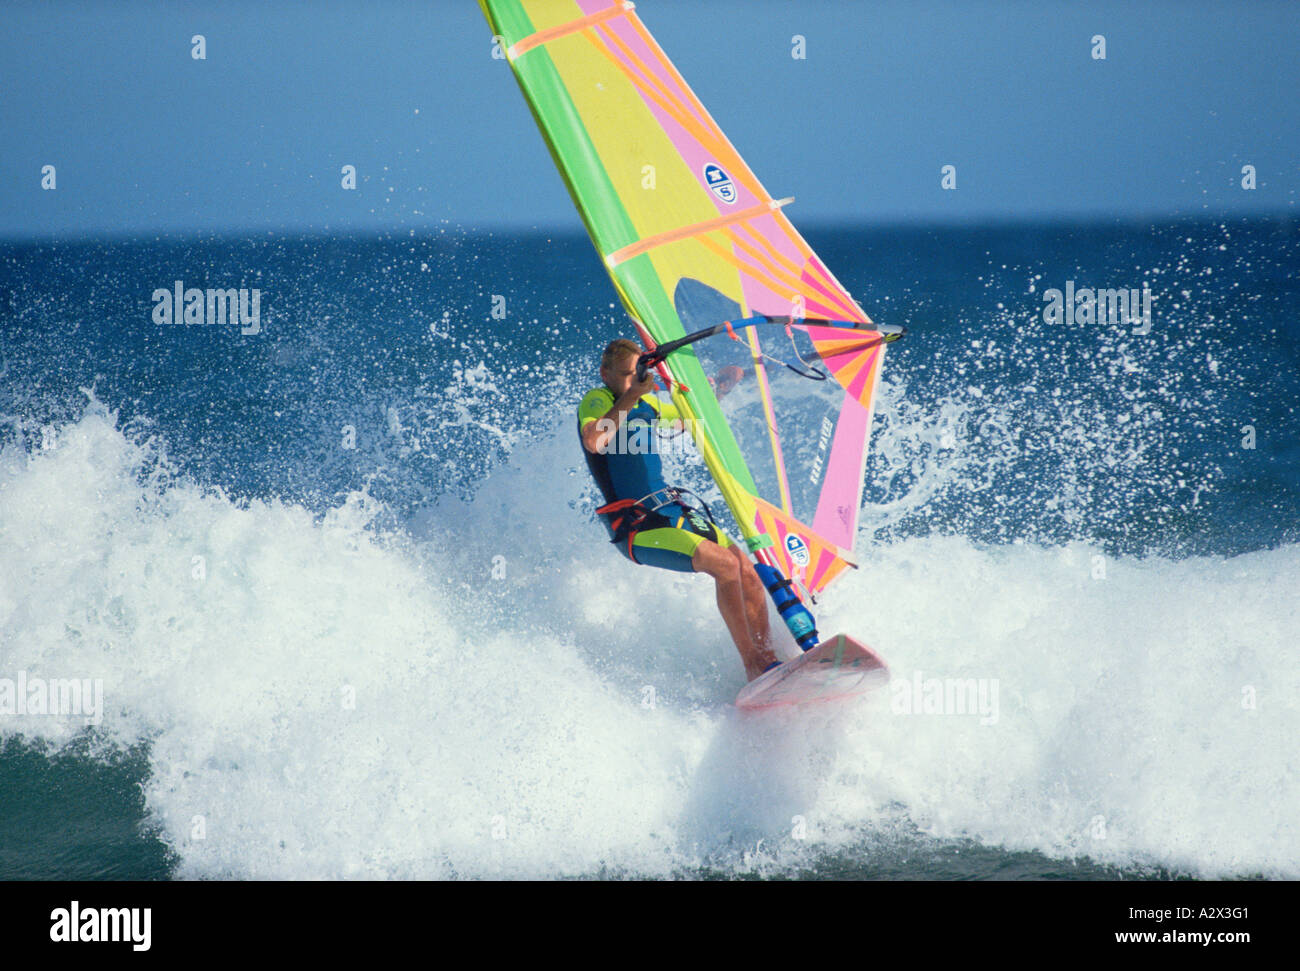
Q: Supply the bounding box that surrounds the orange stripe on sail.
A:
[587,23,754,209]
[733,219,863,318]
[605,199,790,267]
[730,218,804,286]
[623,15,770,206]
[813,335,885,357]
[789,240,868,322]
[624,16,720,147]
[823,342,873,395]
[697,232,805,306]
[815,334,888,374]
[808,551,851,596]
[591,20,713,137]
[731,219,864,322]
[508,2,632,60]
[714,227,856,321]
[589,12,798,245]
[847,345,882,403]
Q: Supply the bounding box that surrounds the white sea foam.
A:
[1,403,1295,878]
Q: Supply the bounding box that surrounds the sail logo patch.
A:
[785,533,811,566]
[702,163,737,204]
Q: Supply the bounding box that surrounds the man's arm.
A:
[580,376,656,454]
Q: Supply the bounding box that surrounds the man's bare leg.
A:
[693,540,778,681]
[730,544,774,665]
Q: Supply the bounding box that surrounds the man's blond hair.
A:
[600,338,641,371]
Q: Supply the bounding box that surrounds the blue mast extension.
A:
[754,561,820,652]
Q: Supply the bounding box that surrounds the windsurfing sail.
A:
[480,0,901,610]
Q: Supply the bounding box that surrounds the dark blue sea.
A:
[1,217,1297,879]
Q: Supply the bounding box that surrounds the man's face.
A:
[601,351,640,396]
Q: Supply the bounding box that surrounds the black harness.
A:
[595,486,720,554]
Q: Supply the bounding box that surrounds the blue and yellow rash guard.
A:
[577,385,730,572]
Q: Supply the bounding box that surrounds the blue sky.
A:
[2,0,1297,238]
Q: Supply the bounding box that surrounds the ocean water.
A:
[0,218,1297,879]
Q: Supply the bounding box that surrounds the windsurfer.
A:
[578,339,777,680]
